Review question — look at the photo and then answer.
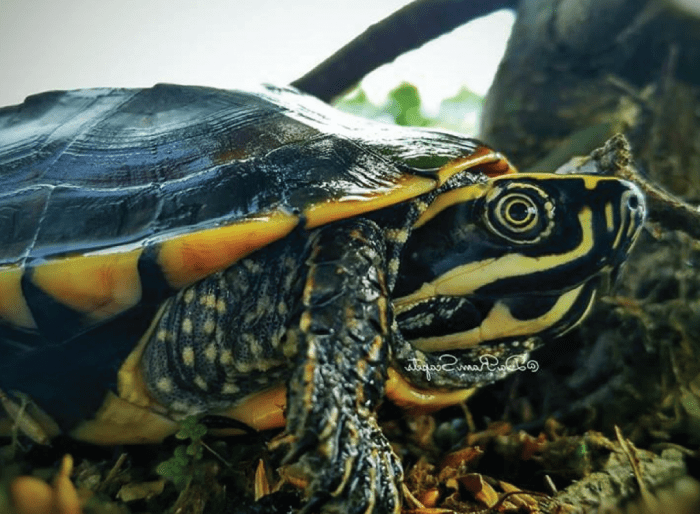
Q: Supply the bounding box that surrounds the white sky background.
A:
[0,0,514,114]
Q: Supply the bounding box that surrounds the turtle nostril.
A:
[627,194,639,211]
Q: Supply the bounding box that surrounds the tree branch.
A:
[292,0,518,102]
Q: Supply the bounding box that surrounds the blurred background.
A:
[0,0,514,132]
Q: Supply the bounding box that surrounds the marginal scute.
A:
[0,265,35,329]
[158,211,299,289]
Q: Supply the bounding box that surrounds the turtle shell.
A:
[0,83,513,345]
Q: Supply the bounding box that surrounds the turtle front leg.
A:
[276,219,403,514]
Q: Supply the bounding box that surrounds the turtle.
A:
[0,83,646,513]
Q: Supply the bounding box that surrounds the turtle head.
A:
[393,173,646,352]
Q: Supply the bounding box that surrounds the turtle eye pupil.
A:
[507,200,531,223]
[499,194,537,229]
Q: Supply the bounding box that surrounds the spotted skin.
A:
[140,206,421,512]
[143,232,307,417]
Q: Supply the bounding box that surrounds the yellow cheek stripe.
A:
[394,207,593,312]
[605,202,615,234]
[0,265,36,329]
[410,284,587,352]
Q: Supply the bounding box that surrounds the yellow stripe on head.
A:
[410,284,590,352]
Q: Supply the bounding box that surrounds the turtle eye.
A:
[483,183,554,244]
[496,194,538,231]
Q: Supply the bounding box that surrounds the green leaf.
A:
[191,423,207,440]
[389,83,429,127]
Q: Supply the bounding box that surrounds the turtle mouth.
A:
[400,277,602,353]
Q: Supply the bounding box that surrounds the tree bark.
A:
[481,0,700,200]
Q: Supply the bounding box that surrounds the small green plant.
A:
[156,416,208,489]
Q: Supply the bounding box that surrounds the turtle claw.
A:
[283,414,402,514]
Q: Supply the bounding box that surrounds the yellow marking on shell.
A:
[184,289,195,304]
[303,174,437,229]
[395,207,594,312]
[0,265,36,329]
[216,385,287,431]
[411,284,588,352]
[414,183,489,228]
[158,210,299,289]
[30,249,142,323]
[156,329,168,342]
[182,346,195,367]
[216,298,227,314]
[181,318,193,335]
[437,146,517,185]
[385,368,475,412]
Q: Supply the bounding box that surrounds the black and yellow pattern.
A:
[0,83,645,513]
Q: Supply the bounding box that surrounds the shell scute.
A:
[0,83,501,343]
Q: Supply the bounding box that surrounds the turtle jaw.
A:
[397,276,602,353]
